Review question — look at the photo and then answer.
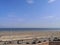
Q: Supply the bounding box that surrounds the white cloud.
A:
[26,0,34,4]
[48,0,56,3]
[5,13,24,22]
[41,15,60,20]
[7,13,17,18]
[42,16,54,19]
[0,14,24,23]
[0,16,24,28]
[46,16,54,18]
[7,15,16,18]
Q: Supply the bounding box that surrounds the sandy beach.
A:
[0,31,60,41]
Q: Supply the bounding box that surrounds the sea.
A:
[0,28,60,32]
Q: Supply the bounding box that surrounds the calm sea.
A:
[0,28,60,31]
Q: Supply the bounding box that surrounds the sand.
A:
[0,31,60,41]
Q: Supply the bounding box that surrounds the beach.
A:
[0,31,60,45]
[0,31,60,41]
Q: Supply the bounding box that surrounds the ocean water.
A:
[0,28,60,32]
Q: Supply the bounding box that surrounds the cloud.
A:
[0,13,24,23]
[48,0,56,3]
[42,16,54,19]
[7,12,17,18]
[46,16,54,18]
[26,0,34,4]
[6,13,24,22]
[0,16,24,28]
[7,15,16,18]
[41,15,60,21]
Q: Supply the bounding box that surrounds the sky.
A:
[0,0,60,28]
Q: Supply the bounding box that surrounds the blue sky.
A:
[0,0,60,28]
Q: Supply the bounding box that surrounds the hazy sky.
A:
[0,0,60,28]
